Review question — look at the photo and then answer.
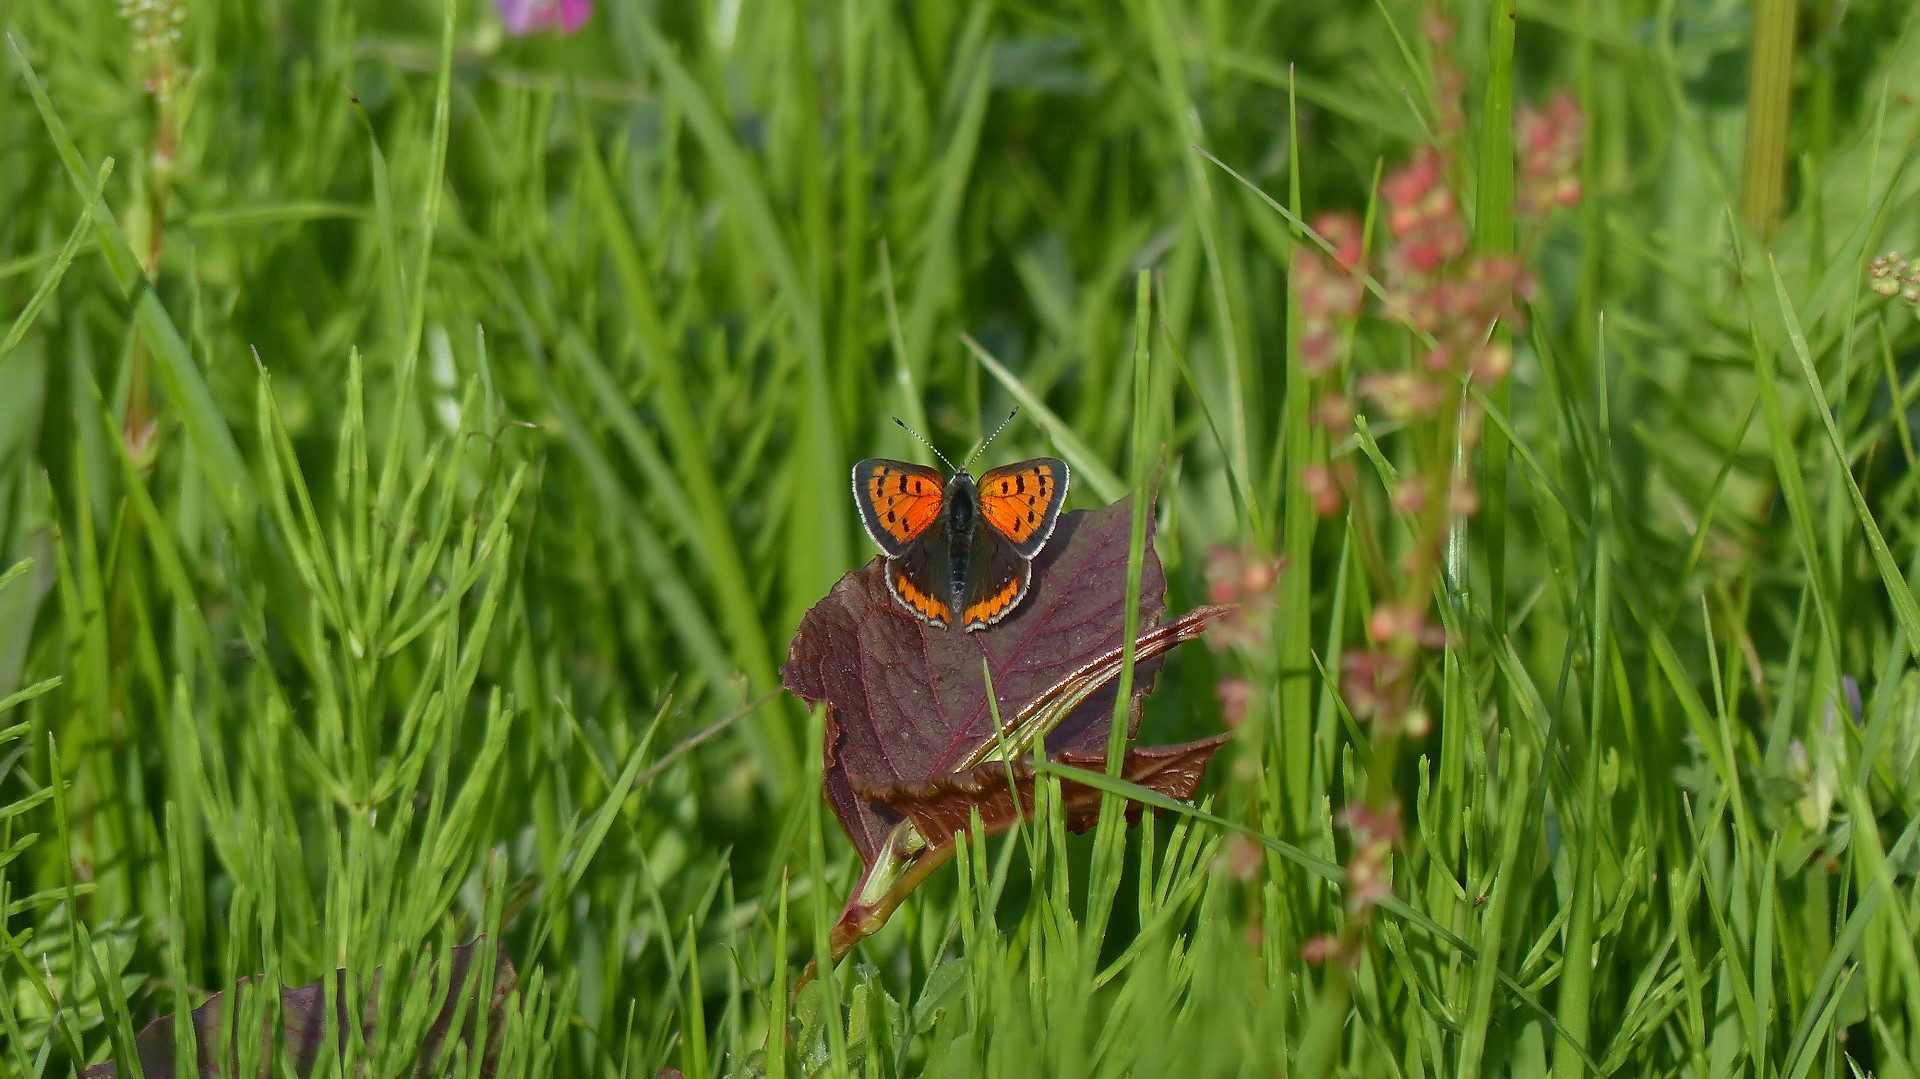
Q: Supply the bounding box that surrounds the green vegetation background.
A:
[5,0,1920,1075]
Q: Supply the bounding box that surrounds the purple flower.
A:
[497,0,590,35]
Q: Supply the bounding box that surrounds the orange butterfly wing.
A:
[974,458,1069,558]
[960,554,1029,630]
[853,459,947,556]
[888,556,953,628]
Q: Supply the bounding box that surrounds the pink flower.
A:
[1359,371,1445,420]
[1302,463,1346,517]
[1383,147,1467,276]
[1869,252,1908,297]
[1340,649,1409,719]
[1204,546,1287,652]
[1215,833,1262,880]
[1366,602,1428,647]
[1517,91,1585,217]
[1448,476,1480,517]
[1869,251,1920,308]
[1216,678,1254,727]
[1336,799,1403,918]
[1470,341,1513,382]
[1336,800,1404,847]
[498,0,590,35]
[1206,545,1285,607]
[1390,478,1428,516]
[1311,392,1353,434]
[1300,934,1356,965]
[1299,328,1340,377]
[1291,211,1367,376]
[1315,212,1366,271]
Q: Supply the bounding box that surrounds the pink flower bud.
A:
[1300,330,1339,377]
[1216,678,1253,727]
[1300,934,1346,964]
[1360,372,1444,419]
[1336,800,1404,845]
[1391,478,1428,515]
[1312,393,1353,433]
[1215,834,1262,880]
[1315,212,1366,270]
[1516,91,1585,218]
[1367,603,1427,646]
[1472,342,1513,381]
[1870,251,1911,298]
[1449,477,1480,517]
[1304,463,1345,517]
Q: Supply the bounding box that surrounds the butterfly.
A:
[853,413,1069,631]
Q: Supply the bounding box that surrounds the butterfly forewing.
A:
[974,457,1069,558]
[853,459,947,556]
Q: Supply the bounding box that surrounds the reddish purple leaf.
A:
[893,736,1230,844]
[83,938,514,1079]
[782,495,1230,966]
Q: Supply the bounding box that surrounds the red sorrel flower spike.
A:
[1517,91,1586,217]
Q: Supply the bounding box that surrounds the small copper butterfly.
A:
[853,411,1069,631]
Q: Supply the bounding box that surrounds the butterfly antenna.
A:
[965,407,1020,468]
[892,416,958,473]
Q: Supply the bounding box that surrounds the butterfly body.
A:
[853,456,1069,630]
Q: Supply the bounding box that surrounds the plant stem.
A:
[1739,0,1798,239]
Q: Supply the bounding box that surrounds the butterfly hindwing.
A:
[884,511,954,627]
[960,528,1031,630]
[853,458,946,557]
[974,457,1069,558]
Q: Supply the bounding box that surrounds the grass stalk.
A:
[1739,0,1800,240]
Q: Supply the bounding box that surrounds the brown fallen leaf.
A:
[82,938,515,1078]
[783,495,1229,969]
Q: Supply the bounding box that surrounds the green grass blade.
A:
[1768,258,1920,655]
[962,334,1126,503]
[0,158,111,363]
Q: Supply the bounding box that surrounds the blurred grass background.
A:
[5,0,1920,1075]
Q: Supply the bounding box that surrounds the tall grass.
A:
[4,0,1920,1075]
